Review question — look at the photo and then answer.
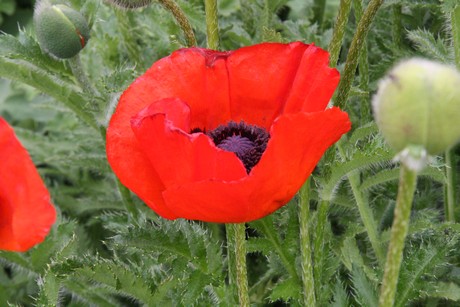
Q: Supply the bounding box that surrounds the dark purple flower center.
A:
[203,121,270,173]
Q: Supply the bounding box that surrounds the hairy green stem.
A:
[353,0,371,124]
[328,0,353,66]
[313,199,329,302]
[312,0,327,28]
[379,164,418,307]
[232,223,249,307]
[452,4,460,67]
[444,4,460,223]
[259,219,298,280]
[445,150,456,222]
[157,0,197,47]
[392,4,403,49]
[67,55,99,98]
[114,8,143,70]
[116,178,139,220]
[337,143,384,264]
[299,179,316,306]
[335,0,384,109]
[349,173,384,262]
[205,0,219,49]
[225,224,237,301]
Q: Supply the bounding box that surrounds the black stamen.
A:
[206,121,270,173]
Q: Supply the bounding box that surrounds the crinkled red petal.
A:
[0,118,56,252]
[162,108,351,223]
[226,42,308,129]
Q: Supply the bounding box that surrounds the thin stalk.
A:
[312,0,327,29]
[259,219,298,280]
[353,0,371,124]
[116,179,139,220]
[299,179,316,306]
[205,0,219,50]
[114,8,143,70]
[445,150,456,222]
[378,164,418,307]
[451,4,460,67]
[349,172,384,262]
[328,0,353,66]
[444,4,460,222]
[335,0,385,109]
[67,55,99,98]
[157,0,197,47]
[313,199,329,302]
[337,143,384,264]
[391,4,403,49]
[232,223,249,307]
[225,224,238,301]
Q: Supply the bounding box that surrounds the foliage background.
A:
[1,0,460,306]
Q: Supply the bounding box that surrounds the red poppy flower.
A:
[106,42,351,223]
[0,117,56,252]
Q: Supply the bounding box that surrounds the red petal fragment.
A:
[284,46,340,113]
[142,48,232,130]
[0,118,56,252]
[131,99,247,188]
[162,108,351,223]
[227,42,309,129]
[245,107,350,220]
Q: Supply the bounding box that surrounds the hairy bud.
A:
[34,1,90,59]
[373,58,460,155]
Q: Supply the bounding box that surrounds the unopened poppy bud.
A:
[105,0,152,9]
[34,2,90,59]
[372,58,460,155]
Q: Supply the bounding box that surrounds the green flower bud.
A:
[372,58,460,155]
[105,0,152,9]
[34,2,90,59]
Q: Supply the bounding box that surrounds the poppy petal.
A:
[107,49,233,218]
[131,98,247,188]
[226,42,308,129]
[162,108,351,223]
[283,46,340,113]
[0,118,56,252]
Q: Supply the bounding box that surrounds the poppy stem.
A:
[232,223,250,307]
[157,0,197,47]
[312,0,326,29]
[328,0,352,66]
[313,199,328,302]
[444,3,460,223]
[444,149,456,222]
[451,4,460,68]
[205,0,219,50]
[336,142,384,264]
[298,179,316,306]
[334,0,384,110]
[225,224,238,301]
[391,4,403,50]
[116,178,139,220]
[378,164,418,307]
[67,54,99,99]
[352,0,371,125]
[114,8,143,71]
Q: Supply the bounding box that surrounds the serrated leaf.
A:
[269,277,301,302]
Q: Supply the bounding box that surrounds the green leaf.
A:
[269,277,301,302]
[406,29,454,63]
